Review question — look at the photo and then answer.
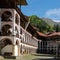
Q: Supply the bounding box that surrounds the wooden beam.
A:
[17,0,27,5]
[10,0,27,5]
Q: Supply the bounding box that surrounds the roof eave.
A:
[16,0,28,5]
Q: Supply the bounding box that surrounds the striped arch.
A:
[1,11,12,21]
[1,24,12,36]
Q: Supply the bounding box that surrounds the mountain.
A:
[30,15,60,33]
[30,15,54,33]
[42,18,56,28]
[57,22,60,26]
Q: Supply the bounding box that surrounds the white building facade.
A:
[0,0,39,56]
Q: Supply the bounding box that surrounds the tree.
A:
[54,24,60,32]
[30,15,54,33]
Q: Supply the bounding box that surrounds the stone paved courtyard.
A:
[0,54,60,60]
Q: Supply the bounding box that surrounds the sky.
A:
[21,0,60,22]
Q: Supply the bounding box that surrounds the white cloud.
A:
[53,19,60,22]
[44,8,60,22]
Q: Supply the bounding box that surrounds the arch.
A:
[1,11,12,21]
[2,24,12,36]
[58,44,60,56]
[20,28,22,34]
[0,38,12,56]
[15,14,19,25]
[20,45,22,54]
[16,40,19,45]
[3,38,12,45]
[15,27,19,37]
[0,38,12,48]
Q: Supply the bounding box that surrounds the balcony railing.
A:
[20,26,38,47]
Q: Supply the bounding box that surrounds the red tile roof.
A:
[37,31,60,37]
[48,32,60,37]
[36,31,47,37]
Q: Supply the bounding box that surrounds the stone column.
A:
[12,45,15,56]
[13,45,18,56]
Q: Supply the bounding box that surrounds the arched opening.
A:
[20,28,22,34]
[1,11,12,21]
[20,45,22,54]
[15,14,19,25]
[1,38,12,48]
[57,44,60,57]
[15,27,19,37]
[0,38,12,56]
[16,40,19,45]
[2,24,12,36]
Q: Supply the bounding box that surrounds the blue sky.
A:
[21,0,60,22]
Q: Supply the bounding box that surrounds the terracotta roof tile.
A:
[48,32,60,36]
[36,31,47,37]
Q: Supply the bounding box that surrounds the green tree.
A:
[53,24,60,32]
[30,15,54,33]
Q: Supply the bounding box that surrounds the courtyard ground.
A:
[0,54,60,60]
